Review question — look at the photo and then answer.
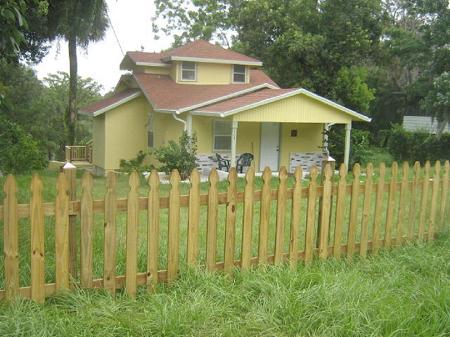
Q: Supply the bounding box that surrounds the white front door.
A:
[260,122,280,171]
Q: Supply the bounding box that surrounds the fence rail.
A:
[65,145,92,163]
[0,160,449,302]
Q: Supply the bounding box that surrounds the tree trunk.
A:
[67,34,78,146]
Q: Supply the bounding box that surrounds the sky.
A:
[34,0,173,93]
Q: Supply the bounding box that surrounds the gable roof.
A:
[80,89,141,116]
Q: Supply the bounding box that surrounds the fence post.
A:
[274,167,288,265]
[224,168,237,274]
[408,162,421,240]
[125,171,139,297]
[396,162,409,246]
[318,164,332,260]
[147,170,160,291]
[333,164,347,259]
[241,166,255,270]
[347,163,361,260]
[428,161,440,241]
[187,169,200,266]
[384,162,398,249]
[55,172,70,291]
[104,171,117,295]
[360,163,373,257]
[305,166,318,264]
[418,161,431,240]
[80,172,94,288]
[440,161,449,230]
[289,166,303,269]
[206,169,219,271]
[167,170,181,282]
[63,162,77,281]
[258,167,272,265]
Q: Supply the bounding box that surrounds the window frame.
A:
[213,119,233,152]
[180,61,197,81]
[232,64,246,83]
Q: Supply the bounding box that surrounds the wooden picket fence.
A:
[0,160,449,303]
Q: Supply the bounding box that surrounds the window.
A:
[213,120,232,151]
[181,61,196,81]
[233,64,246,83]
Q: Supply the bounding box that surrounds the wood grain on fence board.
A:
[80,172,94,288]
[347,164,361,259]
[360,163,373,257]
[333,164,347,259]
[440,161,449,229]
[30,175,45,303]
[206,169,219,271]
[125,171,139,297]
[318,165,333,260]
[258,167,272,265]
[408,162,421,240]
[274,167,288,265]
[372,163,386,255]
[418,161,431,240]
[64,165,77,280]
[224,168,237,274]
[395,162,409,246]
[289,166,303,269]
[147,170,160,291]
[428,161,440,241]
[3,175,19,300]
[55,173,70,291]
[384,162,398,248]
[305,167,318,263]
[104,172,117,295]
[241,167,255,270]
[167,170,181,282]
[187,169,200,266]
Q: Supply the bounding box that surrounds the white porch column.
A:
[186,112,193,136]
[231,120,238,168]
[344,122,352,168]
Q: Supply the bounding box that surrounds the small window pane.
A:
[214,120,232,135]
[233,65,246,83]
[214,136,231,150]
[182,62,196,70]
[182,70,196,80]
[233,73,245,83]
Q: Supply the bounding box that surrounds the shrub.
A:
[119,150,154,173]
[0,117,48,174]
[387,125,450,163]
[154,131,198,180]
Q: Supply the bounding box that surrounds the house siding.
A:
[92,114,105,169]
[175,62,248,85]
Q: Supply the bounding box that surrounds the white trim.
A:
[163,55,263,66]
[90,92,142,117]
[196,88,371,122]
[232,64,247,84]
[135,62,171,68]
[180,61,197,82]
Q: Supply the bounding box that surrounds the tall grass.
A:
[0,232,448,337]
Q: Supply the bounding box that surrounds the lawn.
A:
[0,232,448,337]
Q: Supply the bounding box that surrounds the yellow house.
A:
[81,40,370,174]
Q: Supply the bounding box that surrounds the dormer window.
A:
[233,65,246,83]
[181,61,196,81]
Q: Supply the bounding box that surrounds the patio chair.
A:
[237,153,254,173]
[215,153,230,172]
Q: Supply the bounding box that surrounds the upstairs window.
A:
[181,61,196,81]
[213,120,232,151]
[233,65,246,83]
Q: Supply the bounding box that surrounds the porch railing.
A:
[65,144,92,163]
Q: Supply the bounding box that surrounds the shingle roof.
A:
[80,89,141,114]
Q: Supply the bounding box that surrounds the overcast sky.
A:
[34,0,173,93]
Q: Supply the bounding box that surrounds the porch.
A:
[65,144,93,167]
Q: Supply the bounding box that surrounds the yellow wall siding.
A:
[237,122,261,168]
[279,123,323,168]
[174,62,249,85]
[152,112,185,149]
[92,114,105,168]
[192,115,213,153]
[104,96,149,170]
[232,94,352,124]
[143,66,170,75]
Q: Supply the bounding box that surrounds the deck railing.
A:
[65,145,92,163]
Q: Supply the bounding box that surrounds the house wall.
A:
[92,114,105,168]
[173,61,249,85]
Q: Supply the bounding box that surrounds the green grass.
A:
[0,232,448,337]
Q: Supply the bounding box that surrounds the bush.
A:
[0,117,47,174]
[119,150,154,173]
[387,125,450,163]
[154,131,197,180]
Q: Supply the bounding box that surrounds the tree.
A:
[46,0,108,145]
[422,72,450,135]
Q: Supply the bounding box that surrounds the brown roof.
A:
[124,51,168,65]
[134,69,277,111]
[197,88,297,114]
[80,89,141,114]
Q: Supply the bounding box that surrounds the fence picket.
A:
[395,162,409,246]
[333,164,347,259]
[55,172,70,291]
[318,165,332,260]
[147,170,160,291]
[289,166,303,269]
[104,172,117,295]
[418,161,431,240]
[167,170,181,282]
[224,168,237,274]
[3,175,19,300]
[30,174,45,303]
[372,163,386,255]
[305,166,318,263]
[274,167,288,264]
[80,172,94,288]
[187,169,200,266]
[347,164,361,259]
[360,163,373,257]
[241,167,255,270]
[206,169,219,271]
[440,161,449,229]
[125,171,139,297]
[428,161,440,241]
[408,162,421,240]
[258,167,272,265]
[384,162,398,249]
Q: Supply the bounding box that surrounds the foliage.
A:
[327,126,373,166]
[119,151,154,174]
[154,131,198,179]
[0,116,47,174]
[422,71,450,135]
[386,124,450,163]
